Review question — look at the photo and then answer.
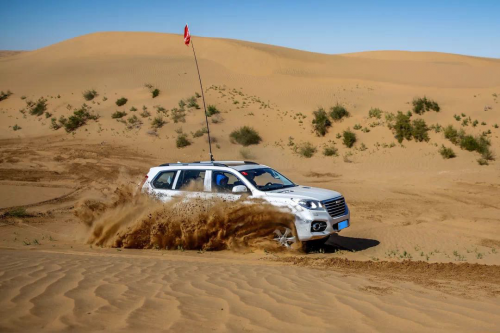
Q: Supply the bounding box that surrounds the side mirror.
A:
[232,185,248,193]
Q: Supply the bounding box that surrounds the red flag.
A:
[184,25,191,46]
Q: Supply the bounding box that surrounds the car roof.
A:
[152,161,269,172]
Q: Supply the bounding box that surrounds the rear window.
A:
[152,170,177,189]
[175,170,206,191]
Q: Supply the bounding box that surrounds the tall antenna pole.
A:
[190,38,214,162]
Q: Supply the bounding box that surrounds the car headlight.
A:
[295,199,324,210]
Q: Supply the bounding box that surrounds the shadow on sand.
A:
[321,234,380,253]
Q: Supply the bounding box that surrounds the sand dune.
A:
[1,249,499,332]
[1,32,500,331]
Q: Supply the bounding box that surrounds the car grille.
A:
[322,197,347,218]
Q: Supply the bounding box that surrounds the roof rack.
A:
[159,162,228,167]
[158,161,259,167]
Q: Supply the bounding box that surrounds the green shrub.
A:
[443,125,461,144]
[170,108,186,123]
[385,112,396,124]
[178,100,186,109]
[61,104,99,132]
[411,119,430,142]
[151,116,166,129]
[444,125,495,161]
[368,108,382,119]
[0,90,13,101]
[152,88,160,98]
[13,124,21,131]
[459,135,480,152]
[480,147,494,161]
[343,129,357,148]
[140,110,151,118]
[111,111,127,119]
[323,144,338,156]
[116,98,128,106]
[195,92,201,98]
[192,127,207,138]
[475,136,492,157]
[477,158,489,166]
[27,98,48,116]
[50,118,60,130]
[83,89,98,101]
[229,126,262,146]
[412,97,440,114]
[187,96,200,109]
[329,104,350,121]
[155,105,167,113]
[430,124,442,133]
[439,145,456,159]
[130,106,137,112]
[127,115,141,125]
[5,207,28,217]
[176,134,191,148]
[393,111,412,143]
[211,114,224,124]
[353,124,362,130]
[295,142,317,158]
[206,105,220,116]
[312,107,331,136]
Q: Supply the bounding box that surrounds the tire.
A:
[302,236,329,253]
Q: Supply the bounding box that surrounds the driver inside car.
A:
[214,173,229,192]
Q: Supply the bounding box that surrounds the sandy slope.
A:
[1,32,500,331]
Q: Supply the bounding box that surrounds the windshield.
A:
[239,168,296,192]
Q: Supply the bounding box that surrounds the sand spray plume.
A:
[75,185,298,251]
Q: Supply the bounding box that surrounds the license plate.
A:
[337,220,349,231]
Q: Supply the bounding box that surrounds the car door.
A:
[149,170,179,202]
[209,170,251,201]
[171,169,212,200]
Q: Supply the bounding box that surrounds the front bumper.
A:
[294,205,350,242]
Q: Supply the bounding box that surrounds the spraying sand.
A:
[77,186,297,251]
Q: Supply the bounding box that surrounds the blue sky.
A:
[1,0,499,58]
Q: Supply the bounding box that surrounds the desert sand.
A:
[0,32,500,332]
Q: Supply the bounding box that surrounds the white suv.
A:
[141,161,350,249]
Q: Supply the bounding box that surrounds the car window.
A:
[175,170,206,191]
[240,168,295,192]
[212,171,245,193]
[152,171,177,189]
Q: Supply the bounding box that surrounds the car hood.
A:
[265,185,342,201]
